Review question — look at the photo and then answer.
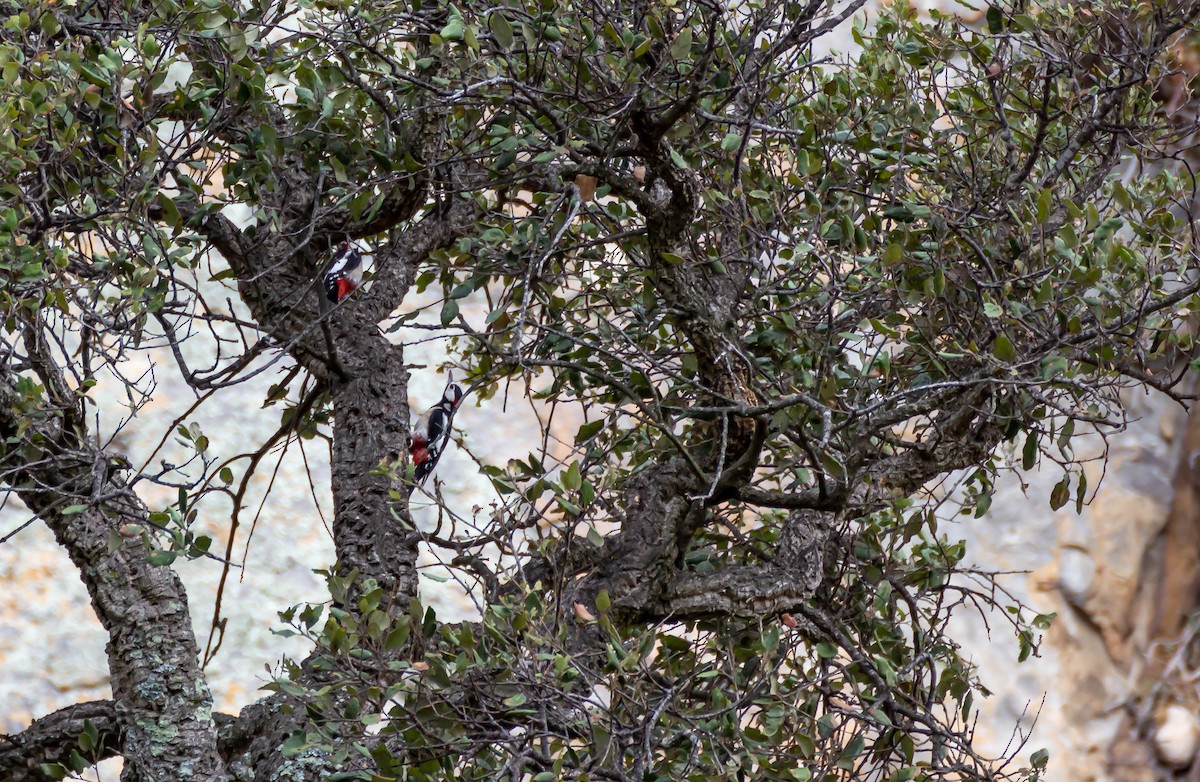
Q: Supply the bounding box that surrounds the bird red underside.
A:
[412,437,431,467]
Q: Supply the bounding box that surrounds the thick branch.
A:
[328,330,419,600]
[658,565,820,620]
[0,701,120,782]
[361,191,484,324]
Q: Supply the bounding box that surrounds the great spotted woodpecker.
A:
[411,381,465,484]
[323,242,363,303]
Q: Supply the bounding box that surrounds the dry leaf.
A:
[575,174,597,202]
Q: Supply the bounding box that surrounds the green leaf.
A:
[993,333,1015,362]
[61,504,88,515]
[449,279,476,299]
[1022,433,1038,471]
[78,719,99,753]
[440,298,460,326]
[720,132,743,152]
[1057,418,1075,452]
[1048,477,1069,510]
[659,634,689,652]
[669,27,692,60]
[816,642,838,659]
[440,10,465,40]
[489,13,515,49]
[1033,611,1057,629]
[1094,216,1124,244]
[1041,354,1068,380]
[158,194,181,229]
[986,6,1003,33]
[561,461,582,491]
[818,375,838,402]
[795,147,813,174]
[67,749,87,773]
[575,419,604,443]
[39,764,69,781]
[1036,188,1052,223]
[384,620,411,650]
[595,589,610,612]
[147,549,177,567]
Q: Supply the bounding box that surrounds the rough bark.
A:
[0,701,120,782]
[329,330,417,601]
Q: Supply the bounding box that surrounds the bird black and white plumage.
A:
[323,242,363,303]
[411,381,465,484]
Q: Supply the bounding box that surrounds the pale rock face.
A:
[941,389,1187,780]
[1057,546,1096,608]
[1155,705,1200,768]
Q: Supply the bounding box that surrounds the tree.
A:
[0,0,1198,778]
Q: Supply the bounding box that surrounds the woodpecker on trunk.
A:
[411,381,465,484]
[323,242,363,303]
